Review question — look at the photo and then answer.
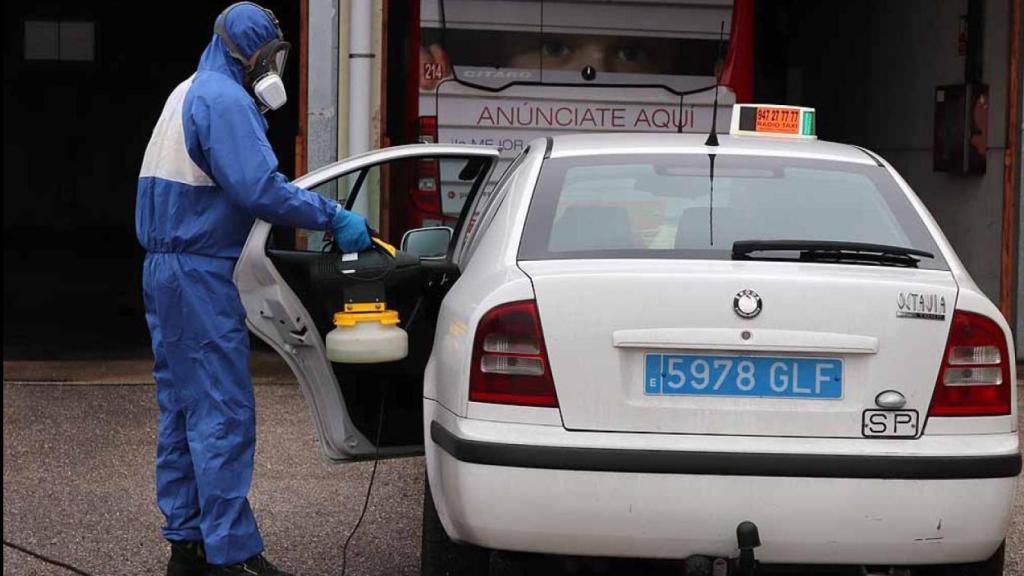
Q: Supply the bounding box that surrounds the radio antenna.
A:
[704,21,726,147]
[705,20,726,246]
[677,94,685,133]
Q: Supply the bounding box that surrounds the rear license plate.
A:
[862,410,919,438]
[644,354,842,399]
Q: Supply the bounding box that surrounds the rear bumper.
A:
[425,400,1020,565]
[431,421,1021,480]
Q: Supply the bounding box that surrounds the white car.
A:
[236,105,1019,575]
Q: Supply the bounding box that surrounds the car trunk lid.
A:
[519,259,958,438]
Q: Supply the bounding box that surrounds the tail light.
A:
[469,300,559,408]
[928,310,1012,417]
[412,116,441,215]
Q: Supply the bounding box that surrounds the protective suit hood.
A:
[200,3,288,110]
[197,34,246,85]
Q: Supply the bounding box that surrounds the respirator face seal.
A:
[214,2,290,113]
[248,40,291,112]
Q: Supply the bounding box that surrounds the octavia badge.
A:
[734,289,762,319]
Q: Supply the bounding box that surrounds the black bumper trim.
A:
[430,421,1022,480]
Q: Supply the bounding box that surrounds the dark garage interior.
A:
[3,0,300,358]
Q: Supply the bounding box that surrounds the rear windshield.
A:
[518,154,948,270]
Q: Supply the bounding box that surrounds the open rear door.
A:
[235,144,499,462]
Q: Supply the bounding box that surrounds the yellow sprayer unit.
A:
[323,238,411,364]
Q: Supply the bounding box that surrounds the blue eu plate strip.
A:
[644,354,842,399]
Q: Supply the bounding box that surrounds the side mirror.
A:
[400,226,453,259]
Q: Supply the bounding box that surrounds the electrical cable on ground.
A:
[3,539,98,576]
[340,381,388,576]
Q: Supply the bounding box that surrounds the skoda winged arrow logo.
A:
[734,289,762,319]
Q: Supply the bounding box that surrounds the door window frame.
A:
[272,149,499,256]
[454,147,531,267]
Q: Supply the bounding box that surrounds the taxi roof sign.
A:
[729,104,816,139]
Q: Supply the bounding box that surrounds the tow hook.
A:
[735,521,761,576]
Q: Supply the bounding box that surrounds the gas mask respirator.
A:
[215,3,291,113]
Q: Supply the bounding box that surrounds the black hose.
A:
[3,540,98,576]
[340,381,388,576]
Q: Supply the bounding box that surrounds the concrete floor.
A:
[3,362,1023,575]
[2,381,424,576]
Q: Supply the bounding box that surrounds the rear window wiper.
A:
[732,240,935,268]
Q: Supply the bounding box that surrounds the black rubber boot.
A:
[166,540,208,576]
[207,554,294,576]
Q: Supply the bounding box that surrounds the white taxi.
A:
[236,105,1019,575]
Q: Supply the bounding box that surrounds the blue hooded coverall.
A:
[135,6,337,565]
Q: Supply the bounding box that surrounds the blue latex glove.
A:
[330,206,372,253]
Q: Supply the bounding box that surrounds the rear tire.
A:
[421,474,491,576]
[921,542,1005,576]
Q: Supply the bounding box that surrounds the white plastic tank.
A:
[325,309,408,364]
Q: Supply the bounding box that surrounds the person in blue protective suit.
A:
[135,4,370,575]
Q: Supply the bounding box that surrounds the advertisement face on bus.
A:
[409,0,751,227]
